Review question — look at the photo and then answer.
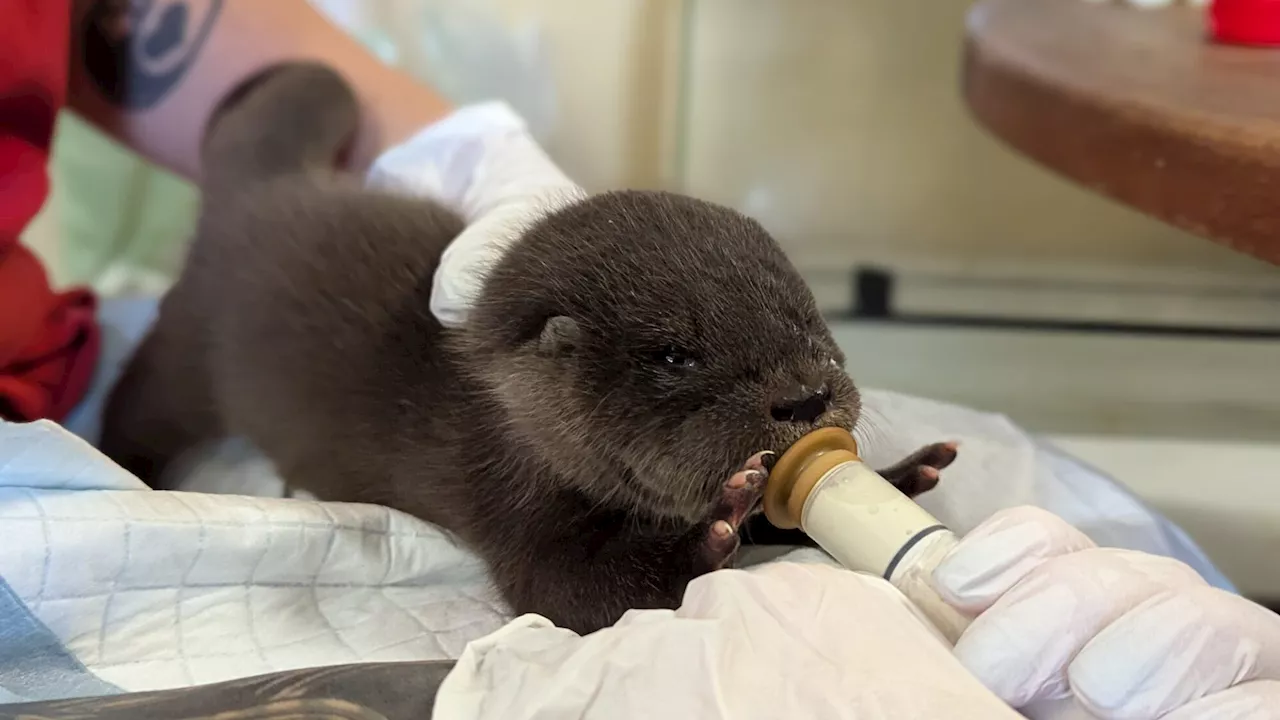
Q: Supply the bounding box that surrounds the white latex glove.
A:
[935,506,1280,719]
[365,101,585,328]
[433,562,1023,720]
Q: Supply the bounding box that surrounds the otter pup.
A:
[101,64,957,634]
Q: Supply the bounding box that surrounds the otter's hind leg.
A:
[100,297,222,488]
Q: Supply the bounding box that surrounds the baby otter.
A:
[100,64,957,634]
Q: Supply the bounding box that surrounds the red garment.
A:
[0,0,100,422]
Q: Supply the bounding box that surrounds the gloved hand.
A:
[433,561,1024,720]
[935,506,1280,719]
[365,101,584,328]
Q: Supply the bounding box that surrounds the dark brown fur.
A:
[100,64,955,634]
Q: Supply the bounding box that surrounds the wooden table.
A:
[963,0,1280,264]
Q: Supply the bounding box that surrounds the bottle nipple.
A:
[763,427,862,529]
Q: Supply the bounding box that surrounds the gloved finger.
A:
[1160,680,1280,720]
[934,506,1096,613]
[1018,695,1103,720]
[954,548,1206,708]
[1071,587,1280,719]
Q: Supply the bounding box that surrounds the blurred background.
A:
[23,0,1280,597]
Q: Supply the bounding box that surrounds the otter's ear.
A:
[537,316,580,358]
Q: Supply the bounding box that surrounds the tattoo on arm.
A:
[81,0,224,110]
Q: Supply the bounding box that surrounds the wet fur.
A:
[101,64,953,634]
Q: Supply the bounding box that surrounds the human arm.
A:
[66,1,581,327]
[66,0,453,179]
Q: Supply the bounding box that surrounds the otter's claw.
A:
[699,453,770,570]
[878,442,958,497]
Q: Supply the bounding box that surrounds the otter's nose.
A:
[770,384,831,424]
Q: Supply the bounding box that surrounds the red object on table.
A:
[0,1,101,423]
[1211,0,1280,46]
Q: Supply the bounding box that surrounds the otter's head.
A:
[457,191,860,523]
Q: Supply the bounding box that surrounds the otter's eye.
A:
[654,346,697,369]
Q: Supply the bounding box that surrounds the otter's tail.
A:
[202,63,358,189]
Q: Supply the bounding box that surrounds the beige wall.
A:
[488,0,684,191]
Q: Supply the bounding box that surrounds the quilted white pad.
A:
[0,421,507,695]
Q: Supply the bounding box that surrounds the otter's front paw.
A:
[698,453,771,571]
[878,442,958,497]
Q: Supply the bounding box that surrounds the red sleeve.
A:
[0,0,101,423]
